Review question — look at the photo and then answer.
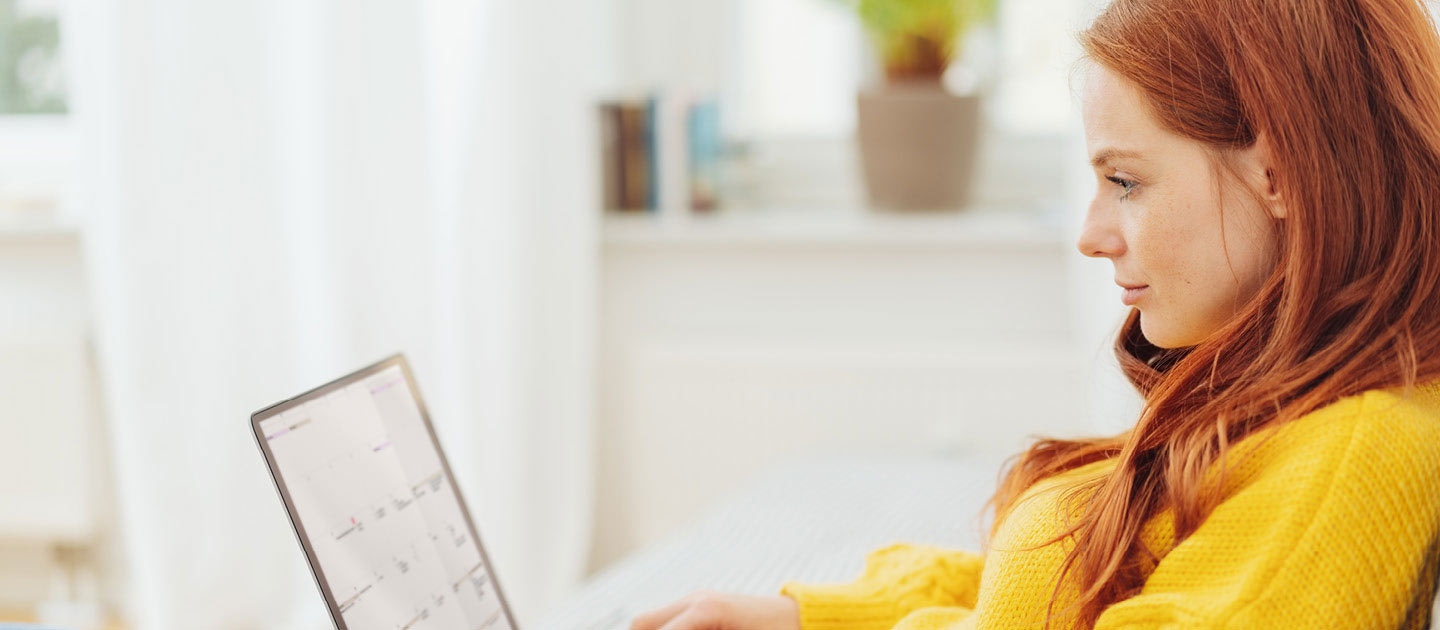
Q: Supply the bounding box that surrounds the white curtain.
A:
[70,0,608,627]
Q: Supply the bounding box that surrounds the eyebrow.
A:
[1090,148,1145,168]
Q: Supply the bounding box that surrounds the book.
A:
[618,101,651,211]
[599,92,723,214]
[599,103,623,211]
[687,98,721,212]
[653,92,686,214]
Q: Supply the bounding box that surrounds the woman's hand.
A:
[629,590,801,630]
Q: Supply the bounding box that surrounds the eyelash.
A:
[1106,175,1137,199]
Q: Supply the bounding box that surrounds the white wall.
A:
[589,220,1091,568]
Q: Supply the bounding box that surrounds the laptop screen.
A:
[253,357,517,630]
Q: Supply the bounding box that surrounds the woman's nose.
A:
[1076,199,1125,259]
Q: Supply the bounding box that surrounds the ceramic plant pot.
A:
[856,81,981,210]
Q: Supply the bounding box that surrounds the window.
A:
[724,0,1081,139]
[0,0,71,223]
[613,0,1085,211]
[0,0,67,115]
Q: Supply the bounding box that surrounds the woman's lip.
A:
[1122,285,1149,305]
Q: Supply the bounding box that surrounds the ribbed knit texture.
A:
[780,380,1440,629]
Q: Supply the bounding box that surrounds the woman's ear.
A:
[1240,132,1286,219]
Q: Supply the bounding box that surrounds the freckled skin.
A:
[1077,66,1284,349]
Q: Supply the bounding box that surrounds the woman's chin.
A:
[1139,316,1185,350]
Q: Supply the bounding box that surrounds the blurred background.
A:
[0,0,1182,627]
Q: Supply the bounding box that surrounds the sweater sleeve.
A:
[778,543,984,630]
[1095,391,1440,629]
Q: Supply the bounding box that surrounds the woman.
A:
[631,0,1440,627]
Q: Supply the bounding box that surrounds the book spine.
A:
[656,90,692,218]
[599,103,622,212]
[688,99,721,212]
[645,96,659,213]
[618,102,650,211]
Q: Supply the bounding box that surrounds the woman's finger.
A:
[656,607,721,630]
[630,598,696,630]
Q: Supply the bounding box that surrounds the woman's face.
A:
[1077,65,1284,349]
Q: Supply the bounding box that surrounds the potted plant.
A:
[835,0,997,210]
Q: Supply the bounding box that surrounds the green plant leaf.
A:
[825,0,998,80]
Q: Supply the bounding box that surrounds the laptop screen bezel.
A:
[250,353,521,630]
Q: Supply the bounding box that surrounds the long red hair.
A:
[988,0,1440,627]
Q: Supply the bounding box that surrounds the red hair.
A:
[988,0,1440,627]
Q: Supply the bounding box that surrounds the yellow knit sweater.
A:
[780,380,1440,629]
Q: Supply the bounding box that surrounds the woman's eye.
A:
[1105,175,1137,198]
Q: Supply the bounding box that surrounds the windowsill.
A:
[603,126,1077,250]
[601,201,1068,249]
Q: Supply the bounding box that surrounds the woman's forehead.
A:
[1081,66,1183,165]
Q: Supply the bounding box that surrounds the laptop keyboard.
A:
[534,453,1006,630]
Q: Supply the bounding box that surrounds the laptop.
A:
[252,354,520,630]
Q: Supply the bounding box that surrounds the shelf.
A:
[602,202,1070,250]
[623,336,1088,367]
[0,216,81,244]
